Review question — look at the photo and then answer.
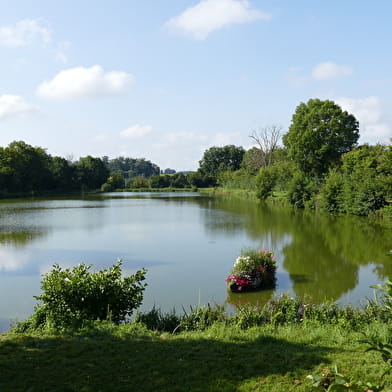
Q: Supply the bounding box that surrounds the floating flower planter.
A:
[226,248,277,293]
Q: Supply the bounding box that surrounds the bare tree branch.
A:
[249,125,282,167]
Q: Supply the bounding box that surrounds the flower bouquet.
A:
[226,248,277,293]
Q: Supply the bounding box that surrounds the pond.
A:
[0,192,390,332]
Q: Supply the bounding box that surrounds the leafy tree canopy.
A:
[283,99,359,175]
[199,145,245,176]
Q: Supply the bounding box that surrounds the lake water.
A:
[0,192,391,332]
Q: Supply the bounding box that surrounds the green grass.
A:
[1,321,391,392]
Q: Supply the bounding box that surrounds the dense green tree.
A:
[130,176,149,188]
[199,145,245,176]
[149,174,171,188]
[107,173,125,189]
[339,144,389,215]
[241,147,263,174]
[49,156,75,190]
[0,141,52,192]
[106,156,160,182]
[171,173,188,188]
[75,156,109,190]
[283,99,359,175]
[187,170,217,188]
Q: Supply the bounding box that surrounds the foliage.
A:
[218,169,257,190]
[0,140,52,193]
[187,170,217,188]
[135,306,181,332]
[372,279,392,314]
[75,155,109,190]
[287,170,318,208]
[242,146,264,174]
[101,172,126,191]
[104,156,160,184]
[100,182,113,192]
[15,260,147,331]
[135,304,227,333]
[107,172,126,189]
[283,99,359,175]
[226,248,277,292]
[307,366,386,392]
[255,166,277,200]
[199,145,245,176]
[342,168,386,215]
[130,176,150,188]
[319,169,345,213]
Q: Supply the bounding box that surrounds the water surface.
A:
[0,192,390,331]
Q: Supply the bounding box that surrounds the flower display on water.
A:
[226,248,277,292]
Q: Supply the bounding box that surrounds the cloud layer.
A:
[36,65,133,100]
[336,96,391,143]
[311,61,353,80]
[165,0,270,40]
[0,94,38,119]
[0,19,51,47]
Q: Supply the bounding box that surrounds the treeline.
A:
[0,141,160,195]
[197,99,392,217]
[2,98,391,217]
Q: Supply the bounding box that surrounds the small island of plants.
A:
[226,248,277,292]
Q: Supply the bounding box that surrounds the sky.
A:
[0,0,391,171]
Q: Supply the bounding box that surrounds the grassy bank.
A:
[1,321,390,392]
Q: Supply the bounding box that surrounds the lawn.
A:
[1,322,390,392]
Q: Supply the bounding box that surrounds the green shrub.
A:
[100,182,113,192]
[319,169,345,213]
[134,306,181,333]
[255,166,277,200]
[287,171,318,208]
[15,260,147,331]
[180,304,227,331]
[343,169,386,215]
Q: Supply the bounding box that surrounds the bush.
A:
[287,171,318,208]
[343,169,386,215]
[15,260,147,331]
[100,182,113,192]
[255,167,277,200]
[319,169,345,213]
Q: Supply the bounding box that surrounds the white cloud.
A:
[0,94,38,119]
[165,0,270,40]
[0,249,29,272]
[312,61,353,80]
[120,124,153,139]
[335,96,391,143]
[36,65,133,100]
[0,19,51,47]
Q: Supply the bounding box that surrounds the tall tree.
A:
[199,145,245,176]
[283,99,359,175]
[0,141,52,192]
[75,156,109,190]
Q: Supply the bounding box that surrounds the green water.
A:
[0,192,390,331]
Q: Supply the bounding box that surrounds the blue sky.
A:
[0,0,391,171]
